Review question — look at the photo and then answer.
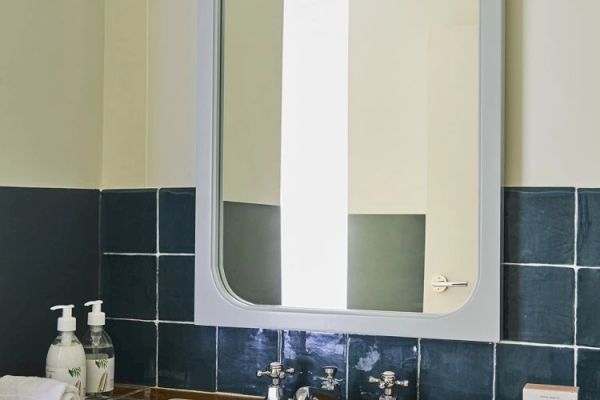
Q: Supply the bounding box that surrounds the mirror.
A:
[220,0,480,314]
[195,0,502,341]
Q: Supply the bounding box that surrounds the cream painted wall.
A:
[102,0,198,189]
[506,0,600,187]
[221,0,283,206]
[349,0,429,215]
[146,0,198,189]
[102,0,148,188]
[0,0,104,188]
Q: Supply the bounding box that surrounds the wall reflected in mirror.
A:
[220,0,480,314]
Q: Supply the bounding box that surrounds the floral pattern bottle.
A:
[46,305,87,398]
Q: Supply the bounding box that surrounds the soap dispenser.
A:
[82,300,115,398]
[46,305,87,398]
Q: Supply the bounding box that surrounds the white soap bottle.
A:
[46,305,87,398]
[82,300,115,398]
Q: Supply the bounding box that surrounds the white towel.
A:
[0,376,79,400]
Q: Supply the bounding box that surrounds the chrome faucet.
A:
[294,366,343,400]
[257,361,295,400]
[368,371,409,400]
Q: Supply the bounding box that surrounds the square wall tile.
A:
[158,256,194,322]
[348,335,417,400]
[217,327,279,396]
[107,320,156,386]
[577,268,600,347]
[496,344,574,400]
[419,340,493,400]
[101,255,157,320]
[504,188,575,264]
[578,189,600,266]
[503,265,574,344]
[577,349,600,400]
[101,189,157,253]
[282,331,347,399]
[158,324,216,391]
[159,188,195,254]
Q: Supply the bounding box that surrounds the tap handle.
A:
[319,366,343,390]
[257,362,295,384]
[368,371,409,390]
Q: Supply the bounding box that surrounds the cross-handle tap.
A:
[368,371,409,400]
[318,366,343,391]
[257,361,295,387]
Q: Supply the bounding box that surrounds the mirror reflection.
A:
[220,0,480,314]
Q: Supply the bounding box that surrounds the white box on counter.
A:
[523,383,578,400]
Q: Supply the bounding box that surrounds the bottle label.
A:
[46,365,87,398]
[86,357,115,394]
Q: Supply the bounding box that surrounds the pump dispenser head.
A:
[84,300,105,326]
[50,305,76,332]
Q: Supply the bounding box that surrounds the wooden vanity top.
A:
[114,385,262,400]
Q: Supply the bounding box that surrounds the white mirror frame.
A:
[195,0,504,342]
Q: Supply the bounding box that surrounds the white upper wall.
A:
[0,0,104,188]
[2,0,600,189]
[505,0,600,187]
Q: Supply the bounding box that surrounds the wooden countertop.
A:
[114,385,263,400]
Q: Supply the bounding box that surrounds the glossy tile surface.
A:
[158,324,216,391]
[576,268,600,347]
[495,344,574,400]
[577,349,600,400]
[282,331,347,398]
[504,187,575,264]
[158,256,194,322]
[578,189,600,266]
[159,188,195,254]
[101,255,157,320]
[107,320,157,386]
[217,327,279,396]
[503,265,574,344]
[0,187,99,376]
[347,335,417,400]
[101,189,157,253]
[420,340,493,400]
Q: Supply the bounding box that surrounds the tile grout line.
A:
[573,188,579,386]
[492,343,497,400]
[155,189,160,388]
[416,338,421,400]
[344,335,349,400]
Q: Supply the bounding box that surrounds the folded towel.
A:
[0,376,79,400]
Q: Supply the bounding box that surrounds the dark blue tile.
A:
[503,265,574,344]
[496,344,574,400]
[504,187,575,264]
[217,327,279,395]
[158,256,194,322]
[577,349,600,400]
[159,188,195,254]
[348,335,417,400]
[282,331,347,399]
[420,340,493,400]
[107,320,156,386]
[576,268,600,347]
[101,255,157,320]
[158,324,216,391]
[578,189,600,266]
[0,187,99,376]
[101,189,157,253]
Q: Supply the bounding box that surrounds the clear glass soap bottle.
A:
[82,300,115,399]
